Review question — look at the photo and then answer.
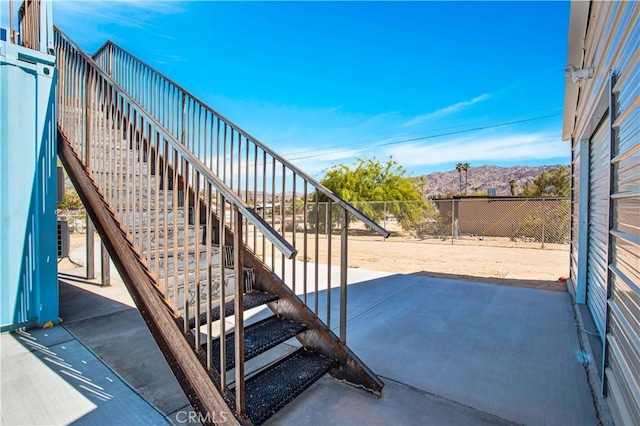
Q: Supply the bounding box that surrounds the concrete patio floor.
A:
[1,245,600,425]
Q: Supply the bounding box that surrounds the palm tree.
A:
[509,179,517,196]
[455,163,464,192]
[462,163,470,194]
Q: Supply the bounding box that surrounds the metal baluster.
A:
[219,195,226,390]
[327,200,332,327]
[253,144,258,253]
[271,158,276,272]
[340,209,349,343]
[314,192,320,315]
[262,149,267,262]
[205,181,213,371]
[182,158,190,333]
[281,165,286,281]
[303,182,308,305]
[172,149,180,310]
[194,169,201,349]
[233,207,245,416]
[291,174,296,293]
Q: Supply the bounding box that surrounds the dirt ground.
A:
[337,235,569,292]
[63,231,570,293]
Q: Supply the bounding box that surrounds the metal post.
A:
[101,242,110,286]
[340,209,348,343]
[86,215,95,279]
[451,199,455,245]
[541,196,546,249]
[9,0,14,44]
[383,201,387,241]
[325,201,329,239]
[234,208,245,416]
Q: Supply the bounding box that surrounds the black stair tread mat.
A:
[239,348,336,425]
[188,291,278,329]
[205,316,306,371]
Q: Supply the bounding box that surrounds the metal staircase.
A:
[54,24,389,425]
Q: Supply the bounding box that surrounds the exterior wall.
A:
[570,140,580,295]
[0,41,58,331]
[564,2,639,424]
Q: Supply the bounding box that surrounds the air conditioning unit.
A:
[58,220,70,259]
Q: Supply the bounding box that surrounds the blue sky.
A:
[4,1,571,178]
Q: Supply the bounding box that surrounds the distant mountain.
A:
[419,164,568,198]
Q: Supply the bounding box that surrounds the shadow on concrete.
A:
[59,271,106,288]
[57,278,193,419]
[2,321,166,425]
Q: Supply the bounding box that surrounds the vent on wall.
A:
[58,220,69,259]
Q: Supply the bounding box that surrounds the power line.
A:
[287,112,563,162]
[282,106,563,158]
[269,67,564,146]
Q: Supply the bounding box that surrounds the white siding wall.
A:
[587,119,610,337]
[570,141,580,291]
[569,1,639,424]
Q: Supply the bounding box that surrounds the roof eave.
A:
[562,1,590,142]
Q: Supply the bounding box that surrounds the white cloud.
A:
[52,0,185,48]
[402,94,491,127]
[381,131,568,167]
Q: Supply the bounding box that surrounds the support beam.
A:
[86,215,95,279]
[101,242,110,286]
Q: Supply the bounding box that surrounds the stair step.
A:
[240,348,336,425]
[165,266,255,301]
[206,316,306,371]
[188,290,278,329]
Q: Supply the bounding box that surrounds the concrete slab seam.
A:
[165,403,195,425]
[61,305,134,327]
[61,323,170,422]
[566,280,614,426]
[377,375,522,426]
[345,276,425,325]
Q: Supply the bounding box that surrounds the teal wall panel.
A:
[0,41,58,331]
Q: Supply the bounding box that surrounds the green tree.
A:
[520,166,570,197]
[317,157,429,230]
[58,184,83,210]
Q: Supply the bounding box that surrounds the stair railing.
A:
[15,0,54,53]
[55,27,296,417]
[93,41,390,344]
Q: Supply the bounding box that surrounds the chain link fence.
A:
[345,197,571,249]
[58,198,571,250]
[57,208,87,234]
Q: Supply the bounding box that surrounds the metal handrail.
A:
[93,40,390,238]
[56,27,296,260]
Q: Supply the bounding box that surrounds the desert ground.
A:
[63,230,570,292]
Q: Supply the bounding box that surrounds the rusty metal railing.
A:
[55,27,296,417]
[93,41,390,344]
